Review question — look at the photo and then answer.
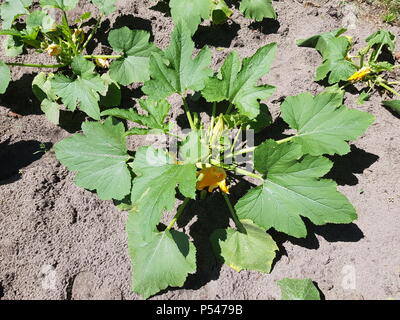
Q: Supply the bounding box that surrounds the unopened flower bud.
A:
[95,58,110,69]
[46,44,62,56]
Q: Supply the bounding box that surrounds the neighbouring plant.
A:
[157,0,276,34]
[278,278,321,300]
[0,0,162,124]
[297,28,400,114]
[54,23,374,299]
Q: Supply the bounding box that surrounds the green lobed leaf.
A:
[40,0,79,11]
[0,0,32,29]
[297,29,356,84]
[169,0,212,34]
[32,72,60,124]
[278,278,321,300]
[41,99,60,125]
[101,99,171,134]
[202,44,277,119]
[239,0,276,21]
[129,147,197,234]
[51,56,106,120]
[4,35,24,57]
[235,140,357,238]
[127,212,196,299]
[211,219,278,273]
[366,30,396,52]
[91,0,117,15]
[296,28,348,59]
[108,27,159,85]
[54,117,132,200]
[0,60,11,94]
[99,73,121,108]
[26,10,55,34]
[142,23,212,100]
[211,0,232,25]
[281,91,375,156]
[383,100,400,114]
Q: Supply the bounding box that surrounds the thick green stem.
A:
[234,167,264,181]
[81,15,103,52]
[378,82,400,96]
[223,193,245,233]
[373,43,384,63]
[226,102,233,114]
[62,11,78,56]
[183,97,196,130]
[83,55,122,60]
[276,136,294,144]
[166,198,190,231]
[6,62,66,68]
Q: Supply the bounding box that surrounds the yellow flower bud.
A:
[46,44,62,56]
[95,58,110,69]
[72,28,84,44]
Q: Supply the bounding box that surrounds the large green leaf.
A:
[239,0,276,21]
[51,56,106,120]
[278,278,321,300]
[0,60,11,94]
[54,117,132,200]
[130,147,197,234]
[169,0,211,34]
[280,91,375,156]
[211,219,278,273]
[383,100,400,114]
[40,0,79,11]
[202,44,277,119]
[0,0,32,29]
[142,23,212,99]
[235,140,357,238]
[127,213,196,299]
[101,99,171,134]
[91,0,117,15]
[26,10,55,34]
[108,27,159,86]
[297,29,357,84]
[366,30,396,52]
[32,72,60,124]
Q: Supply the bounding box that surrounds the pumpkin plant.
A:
[297,28,400,114]
[0,0,162,124]
[157,0,276,34]
[54,23,375,299]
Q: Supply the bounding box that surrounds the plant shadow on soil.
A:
[0,138,52,185]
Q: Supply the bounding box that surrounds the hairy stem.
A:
[81,14,103,52]
[183,97,196,130]
[6,62,66,68]
[223,193,245,233]
[378,82,400,96]
[83,55,122,60]
[234,167,264,181]
[166,198,190,231]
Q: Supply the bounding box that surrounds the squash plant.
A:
[297,29,400,114]
[53,23,375,299]
[158,0,276,34]
[0,0,162,124]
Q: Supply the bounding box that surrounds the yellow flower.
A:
[46,44,62,56]
[196,166,229,194]
[72,28,84,44]
[95,58,110,69]
[348,66,372,82]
